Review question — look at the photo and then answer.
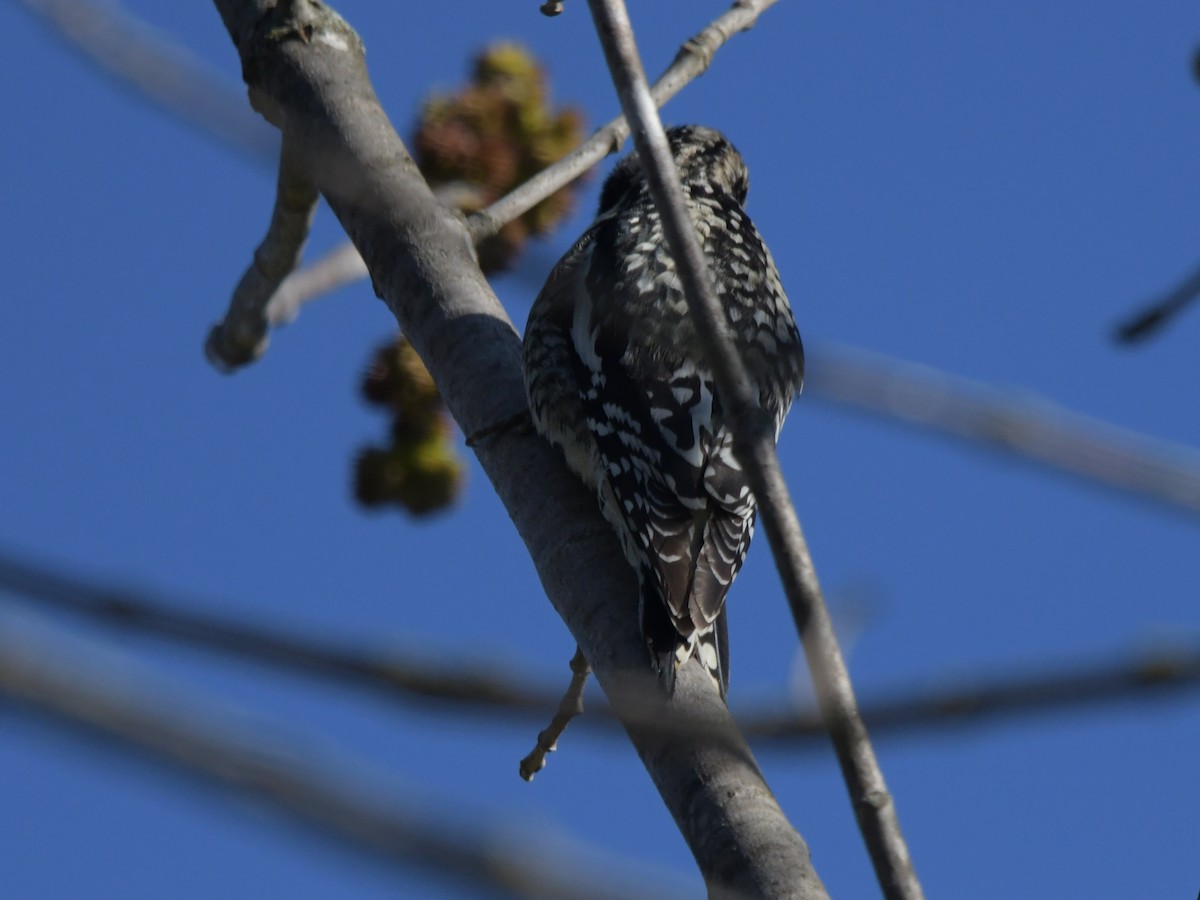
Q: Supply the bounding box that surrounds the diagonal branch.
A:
[519,646,592,780]
[15,0,277,164]
[469,0,779,243]
[583,1,922,898]
[805,342,1200,519]
[6,548,1199,748]
[207,133,319,371]
[0,548,558,715]
[0,624,688,900]
[231,0,784,350]
[260,183,482,331]
[1114,258,1200,344]
[208,2,824,896]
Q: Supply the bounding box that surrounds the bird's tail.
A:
[640,587,729,701]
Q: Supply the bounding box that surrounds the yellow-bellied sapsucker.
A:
[522,125,804,699]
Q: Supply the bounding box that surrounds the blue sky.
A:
[2,1,1199,897]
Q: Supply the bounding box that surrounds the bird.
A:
[522,125,804,699]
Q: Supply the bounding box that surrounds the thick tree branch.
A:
[207,2,823,896]
[584,1,921,897]
[0,625,687,900]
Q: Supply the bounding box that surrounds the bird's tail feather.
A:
[641,588,728,701]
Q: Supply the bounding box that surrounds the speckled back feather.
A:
[523,125,804,698]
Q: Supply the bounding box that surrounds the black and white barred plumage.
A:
[522,125,804,699]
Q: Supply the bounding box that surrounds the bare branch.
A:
[806,342,1200,519]
[22,0,781,327]
[744,642,1200,743]
[252,0,785,323]
[1114,259,1200,344]
[583,1,921,897]
[15,0,276,164]
[520,646,591,780]
[207,2,824,895]
[0,549,558,715]
[468,0,780,243]
[266,239,367,323]
[256,0,783,336]
[263,185,480,330]
[0,625,689,900]
[8,544,1198,757]
[207,134,319,371]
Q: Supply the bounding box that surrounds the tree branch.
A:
[6,548,1198,749]
[224,0,785,347]
[744,642,1200,742]
[469,0,780,243]
[259,0,783,325]
[261,183,482,332]
[0,548,558,715]
[265,239,367,323]
[519,645,592,780]
[15,0,277,164]
[1114,258,1200,344]
[583,1,921,897]
[805,342,1200,519]
[40,0,1200,528]
[207,133,319,371]
[0,624,688,900]
[207,1,824,896]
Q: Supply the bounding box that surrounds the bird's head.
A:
[597,125,750,215]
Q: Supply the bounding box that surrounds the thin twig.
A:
[15,0,277,164]
[520,646,592,780]
[206,134,319,371]
[1114,258,1200,344]
[0,549,557,715]
[0,624,689,900]
[469,0,780,243]
[744,642,1200,742]
[6,547,1198,747]
[583,1,923,897]
[263,184,481,327]
[265,240,366,324]
[805,342,1200,519]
